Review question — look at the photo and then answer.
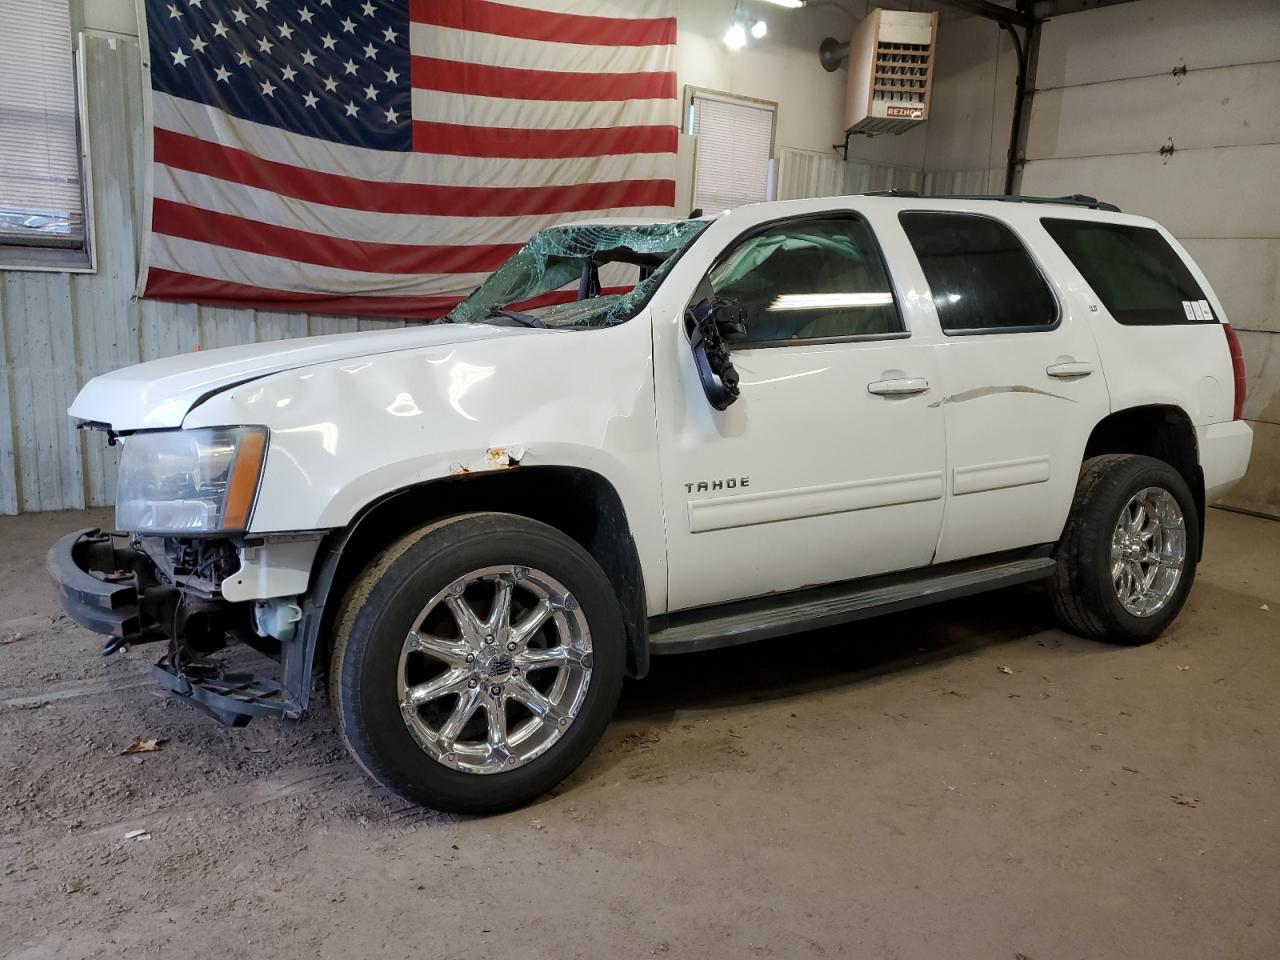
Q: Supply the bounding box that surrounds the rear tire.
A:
[329,513,625,813]
[1049,454,1199,645]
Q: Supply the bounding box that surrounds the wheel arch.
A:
[1082,403,1204,555]
[305,466,651,688]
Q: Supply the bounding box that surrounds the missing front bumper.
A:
[46,528,308,727]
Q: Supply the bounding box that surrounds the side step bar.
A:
[648,548,1057,656]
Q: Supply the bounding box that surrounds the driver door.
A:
[652,210,947,612]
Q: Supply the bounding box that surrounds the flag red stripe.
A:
[412,121,677,158]
[144,268,460,320]
[154,129,676,215]
[408,0,676,47]
[507,284,632,311]
[410,55,676,102]
[152,199,520,275]
[143,270,638,321]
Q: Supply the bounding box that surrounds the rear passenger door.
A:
[893,210,1111,563]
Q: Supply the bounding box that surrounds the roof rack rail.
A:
[861,190,1121,213]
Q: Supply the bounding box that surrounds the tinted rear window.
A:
[898,212,1057,334]
[1041,219,1211,326]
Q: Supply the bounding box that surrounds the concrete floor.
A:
[2,507,1277,960]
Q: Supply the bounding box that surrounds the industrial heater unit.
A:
[834,8,938,136]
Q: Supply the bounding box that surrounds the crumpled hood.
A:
[69,322,522,431]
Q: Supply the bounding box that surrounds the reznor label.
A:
[886,106,924,119]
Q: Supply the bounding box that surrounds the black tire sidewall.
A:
[334,514,625,813]
[1077,457,1200,644]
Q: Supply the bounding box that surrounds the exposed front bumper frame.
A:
[46,529,165,648]
[46,528,313,727]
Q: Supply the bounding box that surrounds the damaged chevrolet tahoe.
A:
[50,195,1253,813]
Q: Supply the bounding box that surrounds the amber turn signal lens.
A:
[221,429,268,530]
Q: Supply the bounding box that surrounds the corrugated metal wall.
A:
[923,167,1002,196]
[776,149,1003,206]
[0,33,401,516]
[775,147,922,201]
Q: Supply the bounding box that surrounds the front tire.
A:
[1049,454,1199,645]
[329,513,625,813]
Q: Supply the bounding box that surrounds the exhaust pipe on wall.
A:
[819,37,850,72]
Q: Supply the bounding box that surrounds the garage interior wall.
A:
[1018,0,1280,518]
[772,7,1021,201]
[0,0,857,516]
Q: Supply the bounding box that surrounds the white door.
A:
[651,212,947,613]
[889,207,1112,563]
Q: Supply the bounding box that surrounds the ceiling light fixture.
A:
[759,0,805,8]
[724,0,750,49]
[723,19,748,49]
[751,18,768,38]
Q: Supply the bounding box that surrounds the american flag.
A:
[139,0,678,319]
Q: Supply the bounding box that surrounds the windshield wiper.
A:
[487,305,545,328]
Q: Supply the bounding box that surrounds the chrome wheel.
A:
[396,564,593,775]
[1110,486,1187,617]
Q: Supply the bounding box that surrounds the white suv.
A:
[49,194,1253,812]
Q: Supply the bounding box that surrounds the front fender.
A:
[182,319,667,605]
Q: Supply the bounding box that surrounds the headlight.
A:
[115,427,268,533]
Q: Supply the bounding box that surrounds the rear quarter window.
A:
[1040,218,1212,326]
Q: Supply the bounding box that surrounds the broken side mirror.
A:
[686,297,743,411]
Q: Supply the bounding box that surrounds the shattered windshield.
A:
[444,220,710,329]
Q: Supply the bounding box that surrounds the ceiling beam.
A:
[1028,0,1138,18]
[931,0,1033,28]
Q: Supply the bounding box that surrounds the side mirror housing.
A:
[686,297,743,410]
[712,302,748,342]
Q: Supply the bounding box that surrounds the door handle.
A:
[1046,361,1094,379]
[867,377,930,397]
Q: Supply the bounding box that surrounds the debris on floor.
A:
[1170,794,1200,808]
[997,665,1014,675]
[123,829,152,841]
[120,736,168,755]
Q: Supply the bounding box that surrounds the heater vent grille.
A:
[844,9,938,135]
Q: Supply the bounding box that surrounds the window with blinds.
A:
[0,0,86,255]
[687,91,775,213]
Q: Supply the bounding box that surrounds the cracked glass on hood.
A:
[444,220,710,329]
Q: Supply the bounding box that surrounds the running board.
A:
[648,549,1057,656]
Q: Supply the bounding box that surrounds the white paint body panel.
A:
[68,324,523,431]
[1198,421,1254,503]
[182,317,671,613]
[646,202,946,611]
[222,538,321,603]
[67,195,1253,616]
[875,206,1113,563]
